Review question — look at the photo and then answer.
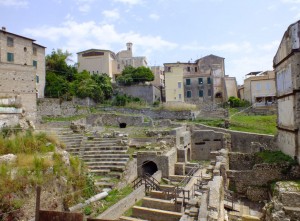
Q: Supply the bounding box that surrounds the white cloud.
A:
[114,0,143,5]
[0,0,28,7]
[76,0,95,13]
[24,18,177,61]
[281,0,300,3]
[102,9,120,20]
[260,41,280,51]
[149,13,160,20]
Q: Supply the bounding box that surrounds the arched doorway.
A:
[142,161,158,176]
[187,148,191,162]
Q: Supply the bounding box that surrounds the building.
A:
[0,27,46,122]
[242,70,276,107]
[0,27,46,98]
[274,20,300,163]
[164,54,236,104]
[150,66,164,87]
[77,43,147,81]
[77,49,117,79]
[164,65,184,102]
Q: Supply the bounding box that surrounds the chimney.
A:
[2,27,6,31]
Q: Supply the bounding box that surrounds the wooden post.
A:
[35,186,41,221]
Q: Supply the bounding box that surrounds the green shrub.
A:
[84,206,92,215]
[255,150,297,164]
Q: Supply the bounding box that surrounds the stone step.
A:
[168,175,186,182]
[85,161,127,166]
[89,169,111,175]
[84,142,121,147]
[132,206,182,221]
[142,197,178,212]
[119,216,148,221]
[83,158,129,162]
[82,154,130,159]
[88,165,126,172]
[82,150,128,154]
[83,146,128,151]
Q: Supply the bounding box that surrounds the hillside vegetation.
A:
[0,128,96,220]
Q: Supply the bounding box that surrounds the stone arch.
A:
[141,160,158,176]
[215,92,223,98]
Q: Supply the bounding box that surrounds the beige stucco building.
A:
[77,43,147,81]
[0,27,46,122]
[164,55,236,104]
[242,71,276,107]
[164,65,184,102]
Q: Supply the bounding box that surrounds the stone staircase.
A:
[36,127,130,188]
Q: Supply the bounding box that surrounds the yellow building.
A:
[242,71,276,107]
[164,65,184,102]
[77,43,147,81]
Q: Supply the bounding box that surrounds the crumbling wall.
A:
[194,124,277,153]
[191,130,225,161]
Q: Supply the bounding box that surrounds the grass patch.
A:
[193,118,224,128]
[97,186,133,215]
[42,115,86,122]
[255,150,296,164]
[123,199,143,217]
[229,114,277,135]
[155,102,197,111]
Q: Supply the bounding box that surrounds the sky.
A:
[1,0,300,84]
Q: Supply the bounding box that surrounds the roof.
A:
[0,29,46,48]
[195,54,225,63]
[77,48,115,55]
[246,71,262,76]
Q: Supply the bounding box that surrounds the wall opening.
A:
[119,123,127,128]
[187,148,191,162]
[142,161,158,176]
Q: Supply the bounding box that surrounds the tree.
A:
[91,74,113,99]
[116,66,154,85]
[45,72,69,98]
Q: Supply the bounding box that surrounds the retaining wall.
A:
[194,124,277,153]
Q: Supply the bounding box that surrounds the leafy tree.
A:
[116,66,154,85]
[91,74,113,99]
[45,72,69,98]
[46,49,76,81]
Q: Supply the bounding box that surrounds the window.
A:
[178,82,182,88]
[36,75,39,83]
[198,78,203,84]
[178,94,182,99]
[186,79,191,85]
[195,67,198,72]
[256,83,261,91]
[199,90,203,97]
[33,60,37,68]
[266,82,271,90]
[7,37,14,47]
[187,90,192,98]
[167,67,171,72]
[187,67,191,72]
[33,47,37,56]
[208,89,212,96]
[7,53,14,62]
[207,77,211,84]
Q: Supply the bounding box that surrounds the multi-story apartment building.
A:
[164,65,184,102]
[242,70,276,107]
[0,27,46,98]
[164,54,236,104]
[77,43,147,81]
[0,27,46,122]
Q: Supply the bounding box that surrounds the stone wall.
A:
[97,185,145,220]
[228,163,300,201]
[191,130,225,161]
[37,98,91,118]
[117,85,161,104]
[194,124,277,153]
[228,152,257,170]
[0,63,37,122]
[99,107,199,120]
[85,113,152,127]
[137,148,177,178]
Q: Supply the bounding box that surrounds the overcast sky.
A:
[1,0,300,84]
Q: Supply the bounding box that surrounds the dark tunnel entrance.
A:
[142,161,158,176]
